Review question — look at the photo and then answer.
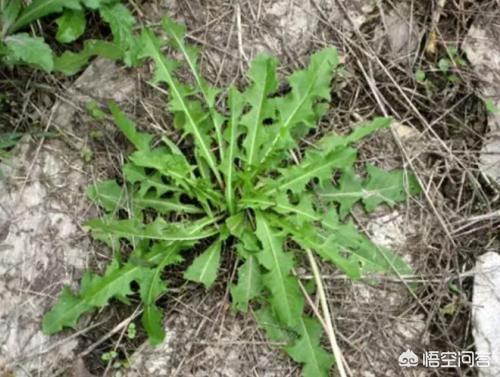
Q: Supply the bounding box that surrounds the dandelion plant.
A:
[43,17,420,376]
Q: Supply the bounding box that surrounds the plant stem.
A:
[306,248,348,377]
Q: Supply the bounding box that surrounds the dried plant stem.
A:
[306,249,348,377]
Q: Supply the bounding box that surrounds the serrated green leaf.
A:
[122,163,175,196]
[319,213,411,276]
[85,217,217,242]
[0,131,23,150]
[255,306,294,343]
[42,286,93,334]
[240,54,278,167]
[3,33,53,72]
[285,317,334,377]
[225,212,246,238]
[184,238,223,289]
[267,147,357,196]
[222,87,244,213]
[43,262,144,335]
[87,180,124,212]
[129,149,192,182]
[84,259,148,307]
[9,0,80,33]
[362,164,421,211]
[293,223,363,279]
[87,180,202,215]
[55,9,86,43]
[43,219,213,336]
[162,16,225,159]
[270,192,319,226]
[126,147,223,213]
[121,132,223,213]
[140,245,183,345]
[318,169,363,219]
[99,2,137,65]
[317,117,392,151]
[135,194,202,214]
[255,212,303,327]
[259,48,339,165]
[319,164,420,217]
[142,304,164,345]
[99,3,134,47]
[161,17,216,107]
[139,28,223,187]
[108,102,152,151]
[230,256,262,312]
[43,259,148,334]
[54,39,123,75]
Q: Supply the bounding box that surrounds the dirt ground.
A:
[1,0,499,376]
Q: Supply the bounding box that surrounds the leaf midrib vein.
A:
[145,32,220,184]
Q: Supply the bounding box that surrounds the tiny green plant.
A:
[437,44,466,84]
[42,17,420,376]
[0,0,138,74]
[127,322,136,340]
[485,98,500,114]
[101,350,117,362]
[415,69,426,83]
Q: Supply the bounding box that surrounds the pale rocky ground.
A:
[0,0,498,376]
[0,60,136,376]
[473,252,500,377]
[0,139,87,375]
[463,11,500,377]
[463,12,500,186]
[344,210,427,377]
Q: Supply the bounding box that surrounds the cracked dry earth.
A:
[1,0,498,376]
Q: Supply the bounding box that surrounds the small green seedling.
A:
[101,350,118,362]
[485,98,500,114]
[415,69,426,83]
[42,17,420,376]
[437,45,466,84]
[86,101,107,120]
[127,323,136,340]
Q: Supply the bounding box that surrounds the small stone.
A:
[473,251,500,377]
[383,4,420,60]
